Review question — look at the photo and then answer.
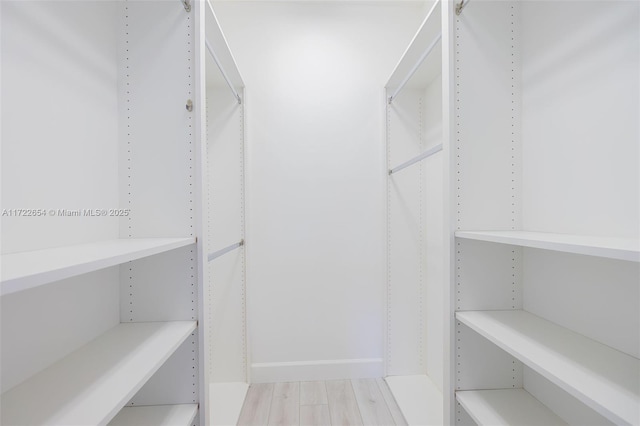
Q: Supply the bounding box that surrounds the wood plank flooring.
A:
[237,379,407,426]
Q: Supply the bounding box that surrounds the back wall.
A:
[213,0,426,382]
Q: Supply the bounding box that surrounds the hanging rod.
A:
[389,143,443,175]
[388,32,442,104]
[180,0,191,12]
[205,39,242,105]
[208,240,244,262]
[455,0,470,16]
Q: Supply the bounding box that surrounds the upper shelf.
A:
[385,0,442,94]
[456,310,640,426]
[1,321,197,425]
[455,230,639,262]
[1,237,195,295]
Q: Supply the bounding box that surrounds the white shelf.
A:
[385,375,443,426]
[456,310,640,425]
[1,237,195,295]
[109,404,198,426]
[385,0,442,92]
[455,230,639,262]
[1,321,197,425]
[456,389,566,426]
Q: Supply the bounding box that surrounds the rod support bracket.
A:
[455,0,467,16]
[181,0,191,13]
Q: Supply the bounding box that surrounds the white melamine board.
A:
[455,239,522,311]
[455,401,476,426]
[524,366,614,426]
[127,333,199,406]
[387,89,426,375]
[425,152,444,391]
[109,404,198,426]
[1,238,194,296]
[386,1,442,93]
[1,0,119,254]
[208,253,246,382]
[455,322,522,391]
[385,375,443,426]
[206,85,246,383]
[454,0,522,231]
[456,310,640,425]
[456,389,566,426]
[523,248,640,359]
[521,1,639,239]
[117,0,195,239]
[1,268,119,393]
[1,321,196,425]
[120,245,198,323]
[206,87,244,251]
[455,231,639,262]
[209,382,249,426]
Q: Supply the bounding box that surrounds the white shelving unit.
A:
[455,231,639,262]
[1,237,195,295]
[449,1,640,425]
[1,321,196,425]
[2,0,204,424]
[384,0,450,422]
[109,404,199,426]
[456,389,566,426]
[197,0,247,424]
[457,310,639,425]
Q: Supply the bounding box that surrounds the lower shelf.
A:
[109,404,198,426]
[456,389,566,426]
[1,321,197,425]
[456,310,640,425]
[385,374,442,426]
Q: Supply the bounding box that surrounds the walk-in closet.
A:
[1,0,638,425]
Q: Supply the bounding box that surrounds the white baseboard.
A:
[209,382,249,426]
[250,358,384,383]
[385,375,443,426]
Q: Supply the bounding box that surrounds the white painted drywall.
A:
[213,1,425,381]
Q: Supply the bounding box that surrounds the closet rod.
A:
[388,32,442,104]
[389,143,443,175]
[205,39,242,105]
[208,240,244,262]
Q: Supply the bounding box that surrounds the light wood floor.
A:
[237,379,408,426]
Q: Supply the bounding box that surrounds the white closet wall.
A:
[213,1,426,383]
